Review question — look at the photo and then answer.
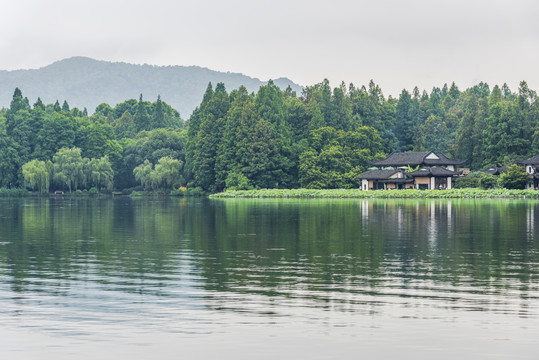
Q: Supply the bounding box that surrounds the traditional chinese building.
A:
[482,166,507,176]
[358,151,464,190]
[357,169,414,190]
[516,155,539,189]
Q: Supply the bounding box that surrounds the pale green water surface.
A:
[0,197,537,359]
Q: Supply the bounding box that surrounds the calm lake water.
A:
[0,197,537,359]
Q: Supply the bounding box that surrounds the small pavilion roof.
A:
[482,166,507,175]
[517,155,539,165]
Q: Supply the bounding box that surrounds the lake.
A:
[0,197,537,359]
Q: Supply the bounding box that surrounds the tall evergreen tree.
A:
[307,99,326,131]
[151,95,166,129]
[246,119,280,188]
[53,100,62,112]
[394,89,415,151]
[134,94,151,132]
[331,83,353,131]
[255,80,296,187]
[416,115,451,153]
[454,92,479,165]
[114,111,137,139]
[33,97,45,111]
[9,88,29,113]
[191,83,230,191]
[185,83,214,183]
[214,86,256,187]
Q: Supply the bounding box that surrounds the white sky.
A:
[1,0,538,97]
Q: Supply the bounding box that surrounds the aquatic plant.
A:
[210,188,539,199]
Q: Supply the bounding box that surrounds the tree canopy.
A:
[2,80,539,193]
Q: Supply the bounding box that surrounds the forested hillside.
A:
[1,79,537,193]
[0,57,302,117]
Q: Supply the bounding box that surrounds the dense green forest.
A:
[1,79,538,193]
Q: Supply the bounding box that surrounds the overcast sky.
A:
[2,0,538,97]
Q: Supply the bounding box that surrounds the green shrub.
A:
[479,173,498,189]
[454,172,500,190]
[454,172,482,188]
[170,188,185,197]
[225,172,252,191]
[0,188,29,197]
[184,187,206,197]
[499,165,530,189]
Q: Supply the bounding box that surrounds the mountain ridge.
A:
[0,57,303,117]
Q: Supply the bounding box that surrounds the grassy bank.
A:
[0,188,29,197]
[0,187,208,198]
[210,188,539,199]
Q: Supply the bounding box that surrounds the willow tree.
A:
[133,160,153,190]
[151,156,183,190]
[53,147,85,192]
[88,156,114,191]
[133,157,183,191]
[22,159,52,193]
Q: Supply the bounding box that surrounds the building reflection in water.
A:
[358,199,455,251]
[527,204,534,241]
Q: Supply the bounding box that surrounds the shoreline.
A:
[209,188,539,199]
[4,188,539,199]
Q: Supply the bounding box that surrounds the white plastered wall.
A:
[361,179,368,190]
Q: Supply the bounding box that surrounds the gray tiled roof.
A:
[423,152,466,166]
[517,155,539,165]
[407,166,461,177]
[369,151,464,167]
[482,166,507,175]
[368,152,429,166]
[357,169,401,180]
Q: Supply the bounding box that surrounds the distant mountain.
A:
[0,57,303,117]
